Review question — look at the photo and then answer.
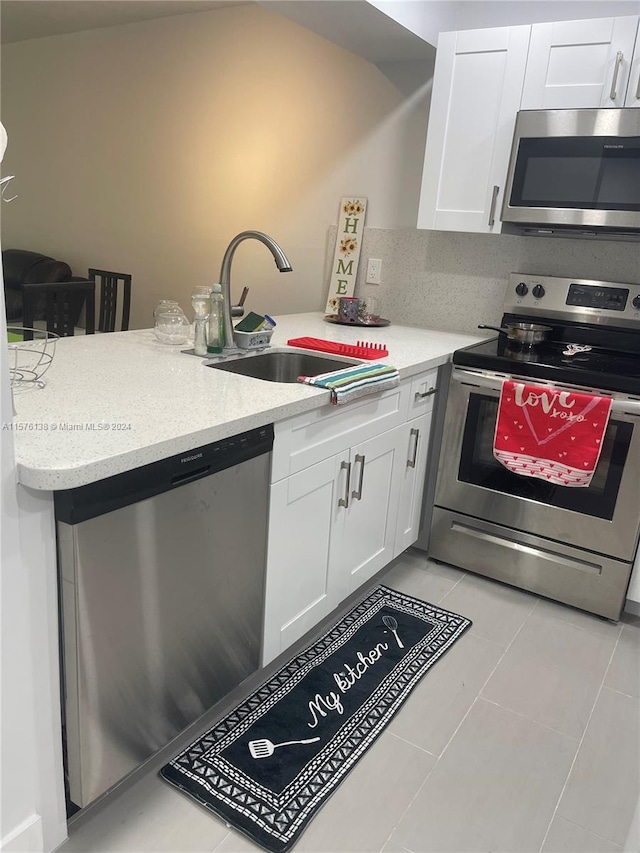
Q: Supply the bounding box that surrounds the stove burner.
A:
[504,346,541,363]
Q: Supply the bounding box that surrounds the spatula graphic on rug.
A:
[248,736,320,759]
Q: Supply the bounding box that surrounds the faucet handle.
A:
[231,285,249,318]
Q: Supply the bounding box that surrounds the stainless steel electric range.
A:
[430,273,640,620]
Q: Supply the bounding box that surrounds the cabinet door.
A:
[417,26,530,234]
[522,17,639,109]
[626,29,640,107]
[393,412,432,558]
[262,454,346,665]
[339,428,403,595]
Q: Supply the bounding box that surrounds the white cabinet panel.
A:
[262,456,340,664]
[394,412,432,557]
[522,17,639,109]
[627,547,640,606]
[271,383,408,482]
[626,28,640,107]
[344,428,403,593]
[418,25,530,234]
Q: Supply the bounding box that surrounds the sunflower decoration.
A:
[339,237,358,256]
[342,199,365,216]
[327,296,340,313]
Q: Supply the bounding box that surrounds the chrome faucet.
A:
[219,231,293,352]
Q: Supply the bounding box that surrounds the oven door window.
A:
[510,136,640,211]
[459,394,632,520]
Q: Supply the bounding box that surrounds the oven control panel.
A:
[505,274,640,329]
[566,283,628,311]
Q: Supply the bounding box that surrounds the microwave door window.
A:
[600,158,640,206]
[510,137,640,211]
[521,157,599,204]
[458,394,632,520]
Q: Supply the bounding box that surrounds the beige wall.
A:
[1,3,430,328]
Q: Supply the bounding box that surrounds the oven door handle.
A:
[452,368,640,417]
[450,521,603,576]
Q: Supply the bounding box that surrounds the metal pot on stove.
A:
[478,322,552,346]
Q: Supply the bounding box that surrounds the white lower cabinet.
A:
[393,411,432,557]
[338,425,405,595]
[262,372,437,665]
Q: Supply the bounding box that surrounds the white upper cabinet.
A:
[627,23,640,107]
[417,26,530,234]
[521,16,640,110]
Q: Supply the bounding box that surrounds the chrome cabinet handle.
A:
[488,185,499,227]
[636,68,640,100]
[610,51,623,100]
[408,428,420,469]
[415,387,436,401]
[338,460,351,508]
[351,454,365,500]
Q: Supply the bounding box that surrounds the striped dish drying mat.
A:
[298,363,399,405]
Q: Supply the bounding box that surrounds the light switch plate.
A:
[366,258,382,285]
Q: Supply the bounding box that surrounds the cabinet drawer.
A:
[408,369,439,419]
[272,381,410,482]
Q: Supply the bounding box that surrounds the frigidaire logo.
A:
[181,452,204,464]
[604,144,624,149]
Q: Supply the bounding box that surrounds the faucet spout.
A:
[219,230,292,352]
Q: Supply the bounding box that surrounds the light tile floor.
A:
[59,549,640,853]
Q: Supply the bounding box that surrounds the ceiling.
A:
[0,0,245,44]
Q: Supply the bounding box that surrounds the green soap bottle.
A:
[207,284,225,353]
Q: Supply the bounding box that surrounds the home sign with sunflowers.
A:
[324,197,367,316]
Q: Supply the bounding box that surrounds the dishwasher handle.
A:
[170,465,211,487]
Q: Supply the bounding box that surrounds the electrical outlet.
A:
[366,258,382,285]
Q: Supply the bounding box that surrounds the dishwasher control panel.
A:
[55,423,274,524]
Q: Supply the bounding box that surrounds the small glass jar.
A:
[358,297,380,324]
[153,299,181,322]
[154,309,191,345]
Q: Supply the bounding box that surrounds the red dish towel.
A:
[493,380,612,487]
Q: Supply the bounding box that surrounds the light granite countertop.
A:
[10,313,483,490]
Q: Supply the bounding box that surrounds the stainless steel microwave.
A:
[501,109,640,239]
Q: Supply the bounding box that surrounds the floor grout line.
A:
[537,626,624,852]
[477,697,582,741]
[387,730,437,757]
[549,814,624,850]
[212,830,232,851]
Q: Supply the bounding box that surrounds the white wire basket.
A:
[7,327,59,390]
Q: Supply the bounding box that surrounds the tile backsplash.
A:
[329,226,640,335]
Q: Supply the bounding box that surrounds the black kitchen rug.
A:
[160,584,471,852]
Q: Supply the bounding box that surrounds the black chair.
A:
[88,268,132,332]
[2,249,73,321]
[22,279,96,340]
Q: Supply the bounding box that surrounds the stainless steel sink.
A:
[206,350,359,383]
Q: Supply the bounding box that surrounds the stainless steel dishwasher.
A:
[55,424,273,810]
